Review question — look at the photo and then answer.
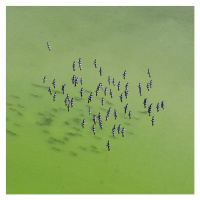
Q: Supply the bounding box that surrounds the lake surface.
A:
[6,6,194,194]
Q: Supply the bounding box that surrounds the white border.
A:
[1,1,199,200]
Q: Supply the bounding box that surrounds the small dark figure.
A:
[148,103,153,116]
[99,120,103,129]
[98,112,101,121]
[106,114,109,121]
[124,103,128,113]
[146,83,150,91]
[53,92,56,101]
[80,88,83,97]
[108,76,111,85]
[112,128,115,137]
[110,89,113,98]
[106,140,110,151]
[101,98,105,106]
[107,107,111,115]
[149,72,151,78]
[94,59,97,68]
[114,109,118,120]
[123,70,127,79]
[88,97,91,103]
[64,97,68,106]
[117,81,121,91]
[118,124,121,134]
[124,89,129,99]
[156,103,160,112]
[128,111,132,119]
[81,119,86,128]
[67,94,70,102]
[48,87,52,95]
[120,93,123,102]
[93,115,97,125]
[78,58,82,71]
[99,83,103,90]
[125,82,129,90]
[92,125,96,135]
[62,84,66,94]
[75,77,78,87]
[139,88,142,96]
[150,80,152,88]
[99,67,103,76]
[47,42,51,51]
[161,101,165,110]
[112,78,115,86]
[73,61,76,71]
[71,98,74,107]
[89,108,91,115]
[88,92,93,103]
[96,89,99,96]
[80,78,83,85]
[72,75,76,84]
[67,103,70,112]
[52,79,56,88]
[122,127,125,137]
[43,76,47,83]
[138,83,141,90]
[151,116,155,126]
[143,98,147,108]
[104,87,107,96]
[148,69,151,77]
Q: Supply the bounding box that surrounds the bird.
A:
[43,76,47,83]
[106,141,110,151]
[47,42,51,51]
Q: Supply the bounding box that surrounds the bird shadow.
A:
[138,111,148,114]
[6,129,17,136]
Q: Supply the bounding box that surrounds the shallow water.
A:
[6,6,194,194]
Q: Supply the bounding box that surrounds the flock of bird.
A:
[43,42,166,151]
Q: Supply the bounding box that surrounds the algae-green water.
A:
[6,6,194,194]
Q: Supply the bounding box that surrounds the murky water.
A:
[6,6,194,194]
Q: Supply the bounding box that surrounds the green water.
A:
[6,6,194,194]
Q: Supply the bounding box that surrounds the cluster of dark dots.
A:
[43,42,166,151]
[139,69,166,126]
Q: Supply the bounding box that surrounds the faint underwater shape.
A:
[9,107,18,112]
[138,111,148,114]
[6,129,17,136]
[17,104,25,108]
[63,136,69,141]
[67,132,82,137]
[42,129,49,134]
[73,117,81,123]
[73,127,81,131]
[79,146,87,151]
[36,117,53,126]
[90,145,99,153]
[30,93,41,98]
[17,112,23,116]
[48,137,65,144]
[64,121,70,125]
[51,146,61,151]
[13,123,20,127]
[11,95,20,99]
[6,102,13,106]
[70,151,78,156]
[32,83,49,89]
[106,101,114,106]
